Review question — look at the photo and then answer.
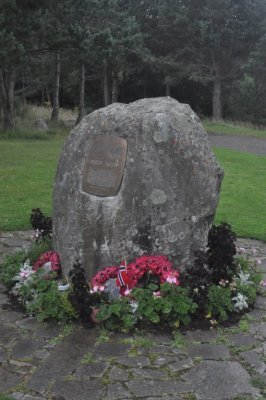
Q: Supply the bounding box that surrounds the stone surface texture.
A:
[0,233,266,399]
[53,97,223,278]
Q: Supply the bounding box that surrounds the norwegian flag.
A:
[117,260,128,287]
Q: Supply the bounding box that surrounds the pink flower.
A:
[153,291,161,298]
[260,280,266,287]
[166,275,177,284]
[90,285,105,293]
[238,247,246,253]
[124,289,132,296]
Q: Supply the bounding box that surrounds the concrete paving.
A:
[0,231,265,400]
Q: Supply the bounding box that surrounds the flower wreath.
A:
[91,255,179,295]
[33,251,61,272]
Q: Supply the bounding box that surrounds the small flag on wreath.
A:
[116,260,131,287]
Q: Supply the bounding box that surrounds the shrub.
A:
[0,250,27,289]
[207,223,237,283]
[207,285,233,321]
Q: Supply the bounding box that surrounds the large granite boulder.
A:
[53,97,223,278]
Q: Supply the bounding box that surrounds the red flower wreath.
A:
[91,255,179,295]
[33,251,61,272]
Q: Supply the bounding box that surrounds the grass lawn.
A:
[213,147,266,241]
[0,137,64,230]
[1,136,266,241]
[203,119,266,138]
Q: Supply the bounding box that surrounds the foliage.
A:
[182,251,212,314]
[97,283,197,331]
[17,269,75,322]
[171,331,186,349]
[0,395,16,400]
[207,285,233,321]
[69,262,107,325]
[0,239,53,290]
[207,222,237,283]
[0,250,27,289]
[26,241,53,265]
[30,208,53,243]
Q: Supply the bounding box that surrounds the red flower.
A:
[33,251,61,272]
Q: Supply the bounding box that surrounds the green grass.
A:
[0,137,64,230]
[203,119,266,138]
[214,147,266,241]
[1,135,266,242]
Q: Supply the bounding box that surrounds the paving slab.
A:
[109,366,130,381]
[16,317,39,331]
[108,382,132,400]
[240,350,266,374]
[35,323,63,338]
[188,344,230,360]
[11,337,45,359]
[0,323,20,344]
[75,361,110,379]
[184,329,217,343]
[184,360,260,400]
[228,332,258,348]
[51,378,105,400]
[132,367,169,380]
[94,342,132,358]
[256,322,266,339]
[29,328,97,393]
[126,379,192,397]
[247,309,266,321]
[153,354,177,366]
[255,296,266,310]
[0,346,7,362]
[168,357,194,372]
[0,366,23,392]
[117,355,150,368]
[0,310,24,323]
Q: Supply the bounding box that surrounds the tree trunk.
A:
[166,82,171,97]
[111,73,119,103]
[0,67,16,130]
[76,64,85,125]
[103,65,111,106]
[51,52,60,122]
[212,72,223,121]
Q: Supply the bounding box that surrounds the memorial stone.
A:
[53,97,223,278]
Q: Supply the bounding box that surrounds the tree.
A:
[183,0,264,120]
[0,0,46,129]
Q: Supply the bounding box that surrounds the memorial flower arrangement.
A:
[0,210,263,330]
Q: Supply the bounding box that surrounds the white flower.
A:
[13,260,35,289]
[237,271,253,285]
[232,293,248,312]
[129,300,138,313]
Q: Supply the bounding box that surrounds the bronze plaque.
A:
[82,135,128,196]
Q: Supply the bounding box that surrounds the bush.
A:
[0,251,27,289]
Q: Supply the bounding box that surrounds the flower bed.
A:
[0,210,264,331]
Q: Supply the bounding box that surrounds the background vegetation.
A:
[1,0,266,131]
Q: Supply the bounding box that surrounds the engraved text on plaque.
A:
[82,136,127,196]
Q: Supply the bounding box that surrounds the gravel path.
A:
[0,231,266,400]
[208,132,266,155]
